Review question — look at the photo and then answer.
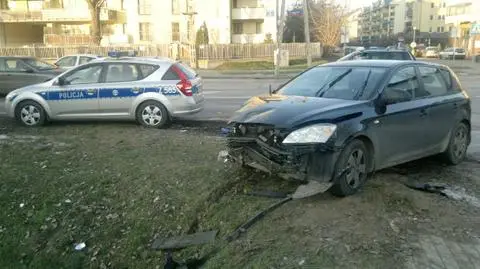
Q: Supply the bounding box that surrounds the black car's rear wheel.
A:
[329,139,370,197]
[442,122,469,165]
[15,100,47,127]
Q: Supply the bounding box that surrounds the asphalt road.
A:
[0,70,479,157]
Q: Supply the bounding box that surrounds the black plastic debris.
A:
[404,182,448,196]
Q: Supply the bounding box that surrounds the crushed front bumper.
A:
[227,137,340,183]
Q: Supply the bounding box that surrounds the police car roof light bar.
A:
[107,50,138,58]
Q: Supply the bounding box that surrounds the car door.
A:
[46,63,103,117]
[373,66,433,168]
[417,66,462,153]
[98,62,143,116]
[55,56,77,69]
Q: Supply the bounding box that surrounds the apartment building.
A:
[0,0,127,47]
[358,0,396,43]
[0,0,278,47]
[358,0,449,44]
[444,0,480,52]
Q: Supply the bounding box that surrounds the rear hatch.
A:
[172,62,204,104]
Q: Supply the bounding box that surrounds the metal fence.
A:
[0,43,322,65]
[196,43,323,60]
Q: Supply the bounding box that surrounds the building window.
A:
[437,26,440,32]
[233,22,243,34]
[443,3,446,8]
[440,26,444,32]
[442,15,445,20]
[172,22,180,41]
[429,27,432,32]
[172,0,180,15]
[139,23,151,41]
[138,0,151,15]
[121,0,125,10]
[438,15,441,19]
[232,0,237,8]
[430,15,433,20]
[449,26,453,32]
[122,23,127,34]
[256,22,263,34]
[431,3,434,8]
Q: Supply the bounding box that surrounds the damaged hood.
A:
[229,94,368,128]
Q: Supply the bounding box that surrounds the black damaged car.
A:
[226,60,471,197]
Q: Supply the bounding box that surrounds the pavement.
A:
[1,59,479,158]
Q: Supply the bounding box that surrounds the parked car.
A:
[0,57,64,95]
[226,60,471,197]
[439,48,466,60]
[54,54,104,70]
[425,47,440,58]
[5,55,204,128]
[338,49,416,61]
[343,46,365,56]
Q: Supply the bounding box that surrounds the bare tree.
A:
[85,0,106,45]
[309,0,347,54]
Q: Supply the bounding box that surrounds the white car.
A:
[439,48,466,60]
[54,54,104,70]
[424,47,439,58]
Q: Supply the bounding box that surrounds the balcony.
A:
[232,34,265,43]
[0,8,125,23]
[232,7,265,20]
[44,34,130,45]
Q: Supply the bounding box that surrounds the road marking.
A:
[202,91,222,95]
[205,96,251,99]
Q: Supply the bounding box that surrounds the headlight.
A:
[282,124,337,144]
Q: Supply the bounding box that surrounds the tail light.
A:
[176,80,193,96]
[172,65,193,97]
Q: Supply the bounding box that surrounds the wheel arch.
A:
[13,94,51,119]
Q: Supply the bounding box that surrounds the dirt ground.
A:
[0,118,479,269]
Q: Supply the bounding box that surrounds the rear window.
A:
[175,63,197,79]
[162,66,180,80]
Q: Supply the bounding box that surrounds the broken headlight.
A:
[282,124,337,144]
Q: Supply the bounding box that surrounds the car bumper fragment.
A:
[227,137,339,183]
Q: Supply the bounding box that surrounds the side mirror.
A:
[55,77,67,86]
[374,97,387,114]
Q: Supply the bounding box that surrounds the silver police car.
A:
[5,54,204,128]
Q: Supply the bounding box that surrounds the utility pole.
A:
[303,0,311,67]
[275,0,286,77]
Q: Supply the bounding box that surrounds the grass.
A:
[214,58,328,71]
[1,118,479,268]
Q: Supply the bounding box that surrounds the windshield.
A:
[23,59,56,70]
[276,66,387,100]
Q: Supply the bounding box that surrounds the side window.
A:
[439,69,453,90]
[419,66,448,97]
[62,65,103,85]
[383,67,418,104]
[105,64,140,83]
[79,56,95,65]
[5,59,30,72]
[162,66,180,80]
[139,64,158,79]
[56,56,76,67]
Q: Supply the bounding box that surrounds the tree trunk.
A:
[89,7,102,45]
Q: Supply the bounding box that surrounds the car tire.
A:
[442,122,469,165]
[14,100,47,127]
[136,101,170,129]
[329,139,370,197]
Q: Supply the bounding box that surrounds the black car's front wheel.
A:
[443,122,469,165]
[330,139,370,197]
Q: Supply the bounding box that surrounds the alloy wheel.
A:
[345,149,367,188]
[141,105,163,126]
[20,105,41,126]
